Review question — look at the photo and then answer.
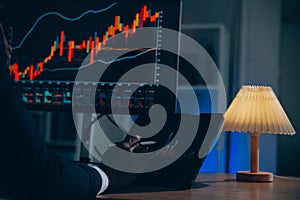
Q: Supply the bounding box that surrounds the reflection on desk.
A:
[98,173,300,200]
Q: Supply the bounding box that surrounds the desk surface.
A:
[97,173,300,200]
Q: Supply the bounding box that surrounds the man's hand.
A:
[115,135,149,153]
[98,135,147,193]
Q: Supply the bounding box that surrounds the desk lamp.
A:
[222,85,295,182]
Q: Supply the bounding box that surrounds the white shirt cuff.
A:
[89,165,109,194]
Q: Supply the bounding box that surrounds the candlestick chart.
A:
[8,2,161,82]
[2,0,182,111]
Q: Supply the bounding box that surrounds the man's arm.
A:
[0,22,146,199]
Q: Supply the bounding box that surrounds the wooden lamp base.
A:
[236,171,273,182]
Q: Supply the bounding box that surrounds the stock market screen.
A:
[2,0,182,113]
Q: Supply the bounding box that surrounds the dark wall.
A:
[277,0,300,177]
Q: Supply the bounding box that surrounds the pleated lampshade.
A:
[223,85,295,135]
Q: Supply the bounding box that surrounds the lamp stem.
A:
[237,134,273,182]
[250,135,259,173]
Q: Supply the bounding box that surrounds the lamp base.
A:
[236,171,273,182]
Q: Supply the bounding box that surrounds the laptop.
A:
[130,113,224,190]
[91,112,223,191]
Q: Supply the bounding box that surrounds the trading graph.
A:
[2,0,182,111]
[8,3,160,82]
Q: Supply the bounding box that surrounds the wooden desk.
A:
[97,173,300,200]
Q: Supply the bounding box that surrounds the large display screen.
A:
[1,0,182,112]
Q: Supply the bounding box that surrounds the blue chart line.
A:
[12,2,117,50]
[42,48,155,72]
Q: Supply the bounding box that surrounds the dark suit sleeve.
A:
[0,23,102,200]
